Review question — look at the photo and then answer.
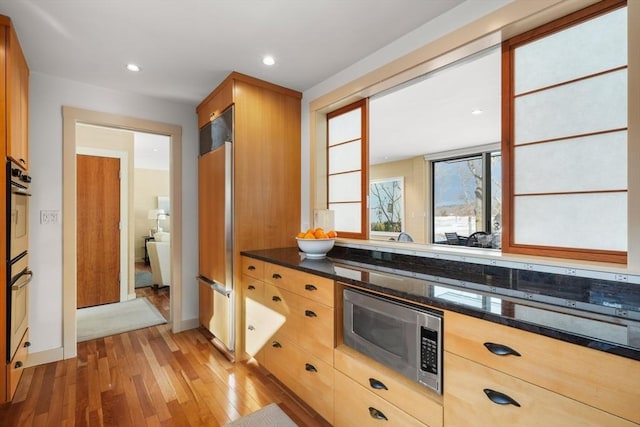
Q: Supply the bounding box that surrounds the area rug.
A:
[77,297,166,342]
[224,403,297,427]
[135,270,154,288]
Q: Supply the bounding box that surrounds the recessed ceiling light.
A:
[262,56,275,66]
[471,109,484,115]
[126,63,141,72]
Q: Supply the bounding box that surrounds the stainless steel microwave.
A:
[343,287,443,394]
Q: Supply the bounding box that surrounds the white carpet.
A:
[225,403,297,427]
[77,297,167,342]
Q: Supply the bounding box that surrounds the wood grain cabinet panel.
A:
[264,263,334,307]
[241,257,264,280]
[334,370,428,427]
[445,310,640,424]
[6,23,28,170]
[7,330,29,401]
[444,352,637,427]
[334,345,442,427]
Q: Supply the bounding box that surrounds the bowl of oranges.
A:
[296,228,337,258]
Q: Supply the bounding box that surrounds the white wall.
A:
[300,1,511,228]
[28,72,199,355]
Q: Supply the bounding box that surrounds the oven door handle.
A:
[11,270,33,291]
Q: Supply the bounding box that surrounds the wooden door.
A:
[77,155,121,308]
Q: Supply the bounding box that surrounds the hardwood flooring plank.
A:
[2,325,331,427]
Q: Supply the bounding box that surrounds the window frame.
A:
[326,99,368,239]
[501,0,628,264]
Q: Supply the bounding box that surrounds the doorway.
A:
[62,107,183,360]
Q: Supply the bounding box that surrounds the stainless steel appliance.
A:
[343,287,443,394]
[6,162,32,362]
[198,106,234,352]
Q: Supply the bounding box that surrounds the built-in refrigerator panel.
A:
[198,106,234,351]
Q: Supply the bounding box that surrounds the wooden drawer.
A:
[264,262,334,307]
[241,257,264,280]
[334,370,428,427]
[264,334,334,423]
[334,345,442,427]
[444,352,636,427]
[242,274,264,302]
[243,275,266,362]
[445,310,640,423]
[7,329,29,401]
[263,284,334,364]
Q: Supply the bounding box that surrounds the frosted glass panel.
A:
[514,193,626,251]
[514,131,627,194]
[328,172,361,203]
[515,7,627,94]
[328,140,361,174]
[515,69,627,144]
[328,108,361,146]
[330,202,361,232]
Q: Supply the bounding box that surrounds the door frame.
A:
[76,148,129,303]
[62,106,183,360]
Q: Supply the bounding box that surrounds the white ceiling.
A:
[0,0,466,105]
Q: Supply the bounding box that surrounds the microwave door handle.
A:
[11,270,33,291]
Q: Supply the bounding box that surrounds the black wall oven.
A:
[6,162,32,362]
[343,287,443,394]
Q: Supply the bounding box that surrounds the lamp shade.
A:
[148,209,166,220]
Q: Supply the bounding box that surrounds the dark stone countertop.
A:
[241,246,640,361]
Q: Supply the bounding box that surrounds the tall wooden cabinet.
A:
[196,72,302,357]
[0,15,29,404]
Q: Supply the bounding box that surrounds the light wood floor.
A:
[0,325,331,427]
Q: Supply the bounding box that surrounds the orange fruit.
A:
[327,230,337,238]
[314,230,328,239]
[296,232,305,238]
[303,232,315,239]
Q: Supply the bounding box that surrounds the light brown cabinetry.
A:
[444,311,640,426]
[243,258,335,423]
[0,15,29,404]
[197,73,301,357]
[6,21,29,170]
[334,345,442,427]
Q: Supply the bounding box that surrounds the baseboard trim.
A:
[173,317,199,333]
[26,347,64,368]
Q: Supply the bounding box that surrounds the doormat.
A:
[135,270,154,288]
[224,403,297,427]
[77,297,166,342]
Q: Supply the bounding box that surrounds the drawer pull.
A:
[304,284,317,291]
[272,295,282,302]
[247,325,255,331]
[484,342,521,357]
[305,363,317,373]
[483,388,521,407]
[368,378,388,390]
[14,361,23,369]
[368,407,388,421]
[272,273,282,280]
[247,285,256,290]
[248,265,256,271]
[24,341,31,348]
[304,310,317,317]
[271,341,282,348]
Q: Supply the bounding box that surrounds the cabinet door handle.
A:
[483,388,521,407]
[368,407,388,421]
[305,363,317,373]
[272,273,282,280]
[304,284,317,291]
[247,285,256,290]
[24,341,31,348]
[484,342,521,357]
[247,325,255,331]
[272,295,281,302]
[368,378,388,390]
[304,310,317,318]
[14,361,23,369]
[271,341,282,348]
[248,265,256,271]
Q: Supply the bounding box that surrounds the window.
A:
[370,177,404,238]
[432,151,501,248]
[327,99,368,239]
[503,0,627,263]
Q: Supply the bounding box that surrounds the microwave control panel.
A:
[420,327,439,375]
